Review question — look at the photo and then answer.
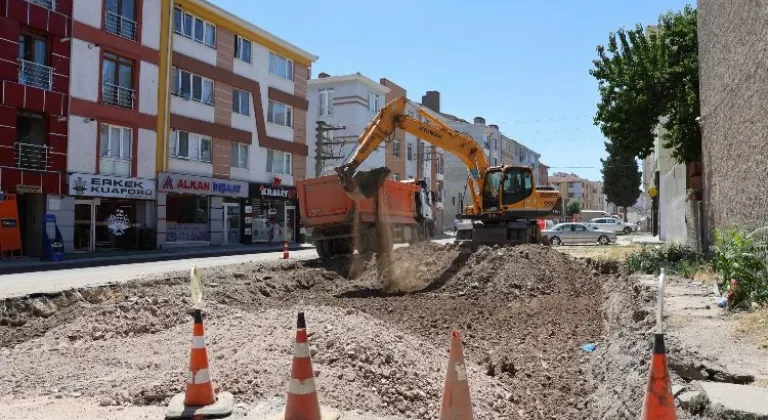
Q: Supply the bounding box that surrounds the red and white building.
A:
[0,0,72,256]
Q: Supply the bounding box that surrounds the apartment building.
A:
[549,172,606,212]
[0,0,72,257]
[60,0,162,253]
[156,0,317,248]
[306,72,389,177]
[538,162,549,186]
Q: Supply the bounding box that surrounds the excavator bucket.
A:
[336,166,391,201]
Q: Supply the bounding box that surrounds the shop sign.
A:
[158,172,248,198]
[16,185,42,194]
[69,173,156,200]
[106,209,131,236]
[255,177,297,200]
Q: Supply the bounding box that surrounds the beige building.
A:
[549,172,605,213]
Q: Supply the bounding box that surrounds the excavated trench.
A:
[0,242,739,419]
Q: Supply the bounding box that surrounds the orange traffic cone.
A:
[283,240,290,259]
[284,312,322,420]
[439,330,473,420]
[165,309,233,419]
[640,333,677,420]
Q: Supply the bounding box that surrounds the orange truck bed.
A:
[296,175,420,228]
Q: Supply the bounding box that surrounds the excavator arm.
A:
[335,96,488,215]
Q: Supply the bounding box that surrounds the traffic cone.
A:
[283,240,290,259]
[283,311,322,420]
[640,333,678,420]
[439,330,473,420]
[165,309,233,419]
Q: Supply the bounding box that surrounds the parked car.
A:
[586,217,636,234]
[541,222,616,246]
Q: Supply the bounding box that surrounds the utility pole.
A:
[314,121,347,177]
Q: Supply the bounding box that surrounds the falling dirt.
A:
[0,242,728,419]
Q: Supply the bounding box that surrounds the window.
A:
[406,142,413,161]
[266,149,292,175]
[171,67,214,105]
[392,139,400,157]
[234,35,252,63]
[231,142,249,169]
[15,112,47,170]
[492,138,497,150]
[102,52,134,109]
[268,52,293,80]
[483,136,489,149]
[173,8,215,48]
[105,0,137,41]
[368,91,380,112]
[492,158,498,166]
[18,33,50,90]
[318,88,334,117]
[99,124,132,160]
[232,89,250,116]
[267,100,293,127]
[170,129,212,162]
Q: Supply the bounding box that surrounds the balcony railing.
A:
[102,83,135,109]
[18,59,54,91]
[104,11,138,41]
[25,0,56,11]
[15,142,51,171]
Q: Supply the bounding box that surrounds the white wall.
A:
[141,0,162,50]
[139,61,159,116]
[659,163,687,244]
[266,121,293,141]
[169,158,214,177]
[73,0,101,28]
[171,95,215,122]
[70,39,99,102]
[137,129,157,179]
[67,115,97,173]
[173,34,217,67]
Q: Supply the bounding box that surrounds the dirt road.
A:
[0,241,751,419]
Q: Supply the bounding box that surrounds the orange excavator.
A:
[335,96,562,247]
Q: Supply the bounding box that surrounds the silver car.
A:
[542,222,616,246]
[586,217,636,234]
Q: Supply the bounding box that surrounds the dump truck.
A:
[296,174,435,258]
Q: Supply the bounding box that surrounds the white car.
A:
[541,223,616,246]
[586,217,636,234]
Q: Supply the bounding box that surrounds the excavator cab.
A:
[481,166,535,214]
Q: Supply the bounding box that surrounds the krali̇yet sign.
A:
[69,173,156,200]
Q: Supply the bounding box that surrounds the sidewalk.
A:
[0,242,315,276]
[631,233,664,245]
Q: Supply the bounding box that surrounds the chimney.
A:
[474,116,486,125]
[421,90,440,113]
[488,124,499,130]
[318,72,330,78]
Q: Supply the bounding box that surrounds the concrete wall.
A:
[699,0,768,239]
[659,163,687,244]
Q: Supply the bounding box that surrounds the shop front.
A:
[157,172,248,247]
[68,172,157,252]
[247,178,299,244]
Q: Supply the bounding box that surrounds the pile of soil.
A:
[1,242,613,419]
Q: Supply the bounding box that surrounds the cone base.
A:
[267,407,341,420]
[165,391,234,419]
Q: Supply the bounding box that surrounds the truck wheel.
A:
[334,238,353,254]
[315,240,329,258]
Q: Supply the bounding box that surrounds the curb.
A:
[0,245,310,276]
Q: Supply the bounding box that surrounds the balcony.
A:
[104,11,138,41]
[15,142,51,171]
[18,59,54,91]
[25,0,55,11]
[102,83,135,109]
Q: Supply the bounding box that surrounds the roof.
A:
[549,175,587,183]
[184,0,319,65]
[308,73,390,93]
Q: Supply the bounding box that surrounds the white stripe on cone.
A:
[187,368,211,385]
[288,378,316,395]
[191,336,206,349]
[294,342,310,358]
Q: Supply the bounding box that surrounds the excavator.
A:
[334,96,562,248]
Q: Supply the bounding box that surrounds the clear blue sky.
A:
[212,0,693,181]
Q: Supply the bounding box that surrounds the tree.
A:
[566,200,581,216]
[590,5,700,163]
[601,147,642,221]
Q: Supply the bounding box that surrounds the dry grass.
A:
[692,267,719,285]
[734,308,768,349]
[558,244,642,261]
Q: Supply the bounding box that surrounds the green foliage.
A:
[625,244,705,275]
[566,200,581,216]
[601,150,642,210]
[590,5,700,164]
[711,228,768,304]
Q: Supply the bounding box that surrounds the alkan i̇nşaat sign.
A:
[69,173,156,200]
[157,172,249,198]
